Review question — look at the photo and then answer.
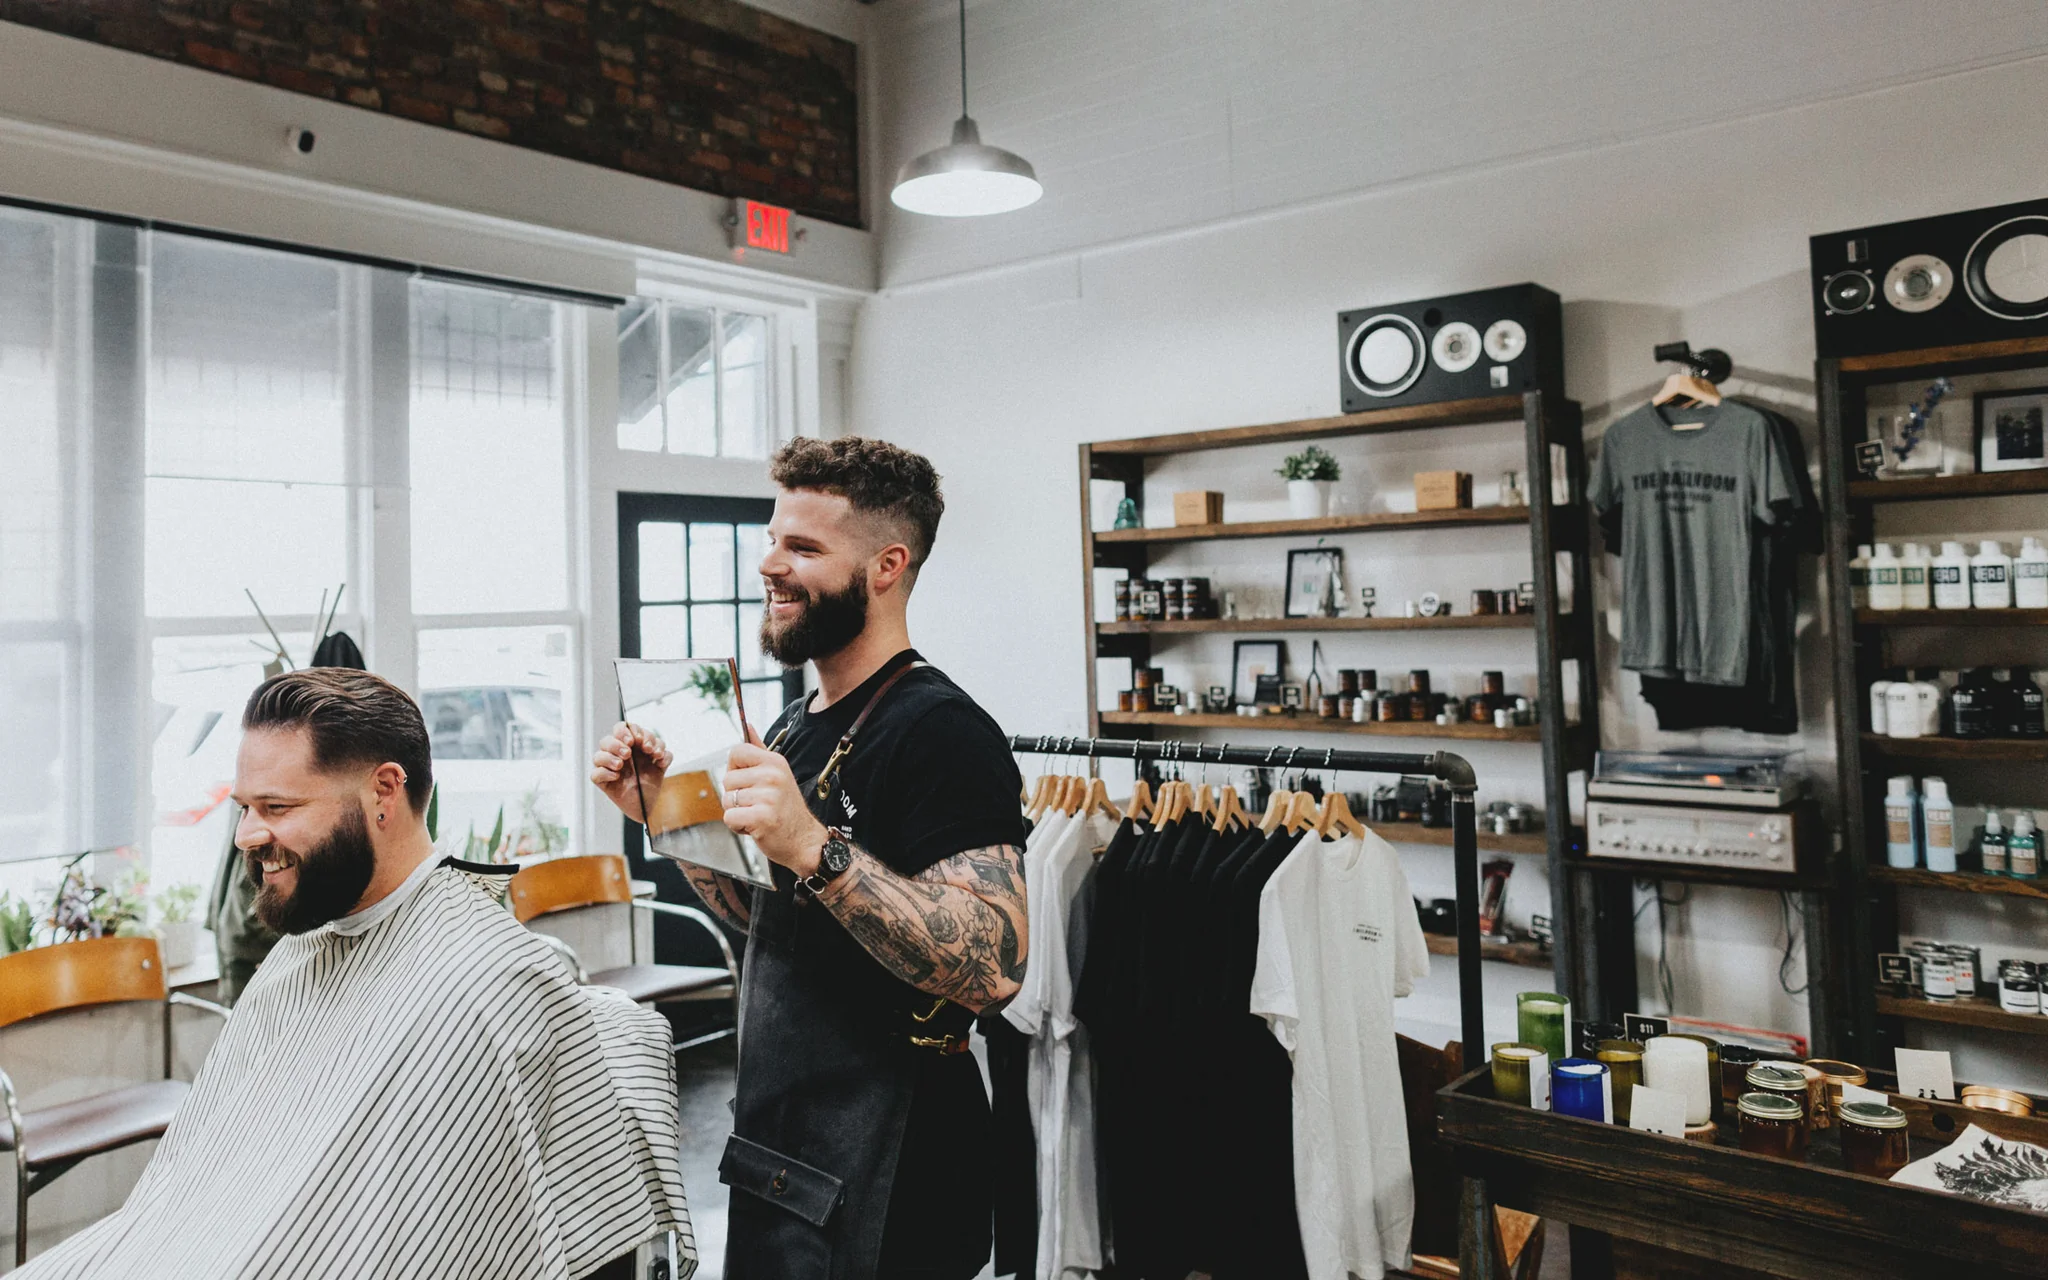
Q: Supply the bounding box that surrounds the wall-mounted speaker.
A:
[1811,197,2048,359]
[1337,283,1563,413]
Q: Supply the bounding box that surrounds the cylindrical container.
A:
[2000,974,2041,1015]
[1596,1042,1645,1123]
[1683,1122,1719,1145]
[1409,670,1432,697]
[1552,1058,1611,1122]
[1161,578,1183,620]
[1481,670,1506,696]
[1959,1086,2036,1117]
[1491,1043,1550,1110]
[1746,1062,1812,1135]
[1494,707,1513,729]
[1318,694,1339,719]
[1117,690,1134,712]
[1471,589,1498,616]
[1337,695,1356,721]
[1804,1060,1867,1132]
[1352,696,1370,724]
[1719,1044,1765,1102]
[1113,578,1132,621]
[1577,1021,1628,1058]
[1356,669,1378,692]
[1133,666,1157,691]
[1130,687,1154,713]
[1947,945,1982,999]
[1339,669,1360,696]
[1737,1092,1809,1160]
[1921,955,1957,1002]
[1837,1101,1910,1178]
[1670,1035,1724,1121]
[1516,992,1572,1064]
[1643,1036,1713,1126]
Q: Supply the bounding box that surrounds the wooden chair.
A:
[509,855,741,1053]
[0,935,230,1266]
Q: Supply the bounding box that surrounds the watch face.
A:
[821,833,853,874]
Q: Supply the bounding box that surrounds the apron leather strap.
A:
[804,660,926,802]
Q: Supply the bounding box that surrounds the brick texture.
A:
[1,0,862,226]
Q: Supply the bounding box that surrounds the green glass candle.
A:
[1490,1042,1550,1109]
[1516,991,1572,1063]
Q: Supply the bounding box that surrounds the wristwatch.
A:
[798,826,854,897]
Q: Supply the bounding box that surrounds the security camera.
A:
[287,127,316,155]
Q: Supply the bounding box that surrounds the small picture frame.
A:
[1280,682,1304,710]
[1232,640,1285,706]
[1205,684,1229,714]
[1285,547,1345,618]
[1975,386,2048,473]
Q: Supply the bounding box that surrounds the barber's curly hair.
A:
[770,436,945,572]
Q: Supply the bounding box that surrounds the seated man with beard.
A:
[19,669,694,1280]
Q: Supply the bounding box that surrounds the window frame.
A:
[615,279,795,460]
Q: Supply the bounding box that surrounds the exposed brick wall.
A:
[0,0,862,227]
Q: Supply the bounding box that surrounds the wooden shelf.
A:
[1088,394,1526,456]
[1423,932,1553,969]
[1838,333,2048,376]
[1875,991,2048,1037]
[1860,733,2048,761]
[1098,614,1534,636]
[1870,865,2048,901]
[1094,506,1528,544]
[1099,710,1544,742]
[1847,469,2048,503]
[1855,606,2048,626]
[1373,820,1550,856]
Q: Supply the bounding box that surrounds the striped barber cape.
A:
[20,863,696,1280]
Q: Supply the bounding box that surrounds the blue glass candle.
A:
[1552,1057,1611,1122]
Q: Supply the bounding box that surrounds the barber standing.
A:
[593,437,1028,1280]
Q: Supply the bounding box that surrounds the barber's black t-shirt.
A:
[762,648,1026,1277]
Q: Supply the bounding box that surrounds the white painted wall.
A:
[852,42,2048,1083]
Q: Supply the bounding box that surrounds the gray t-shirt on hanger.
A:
[1591,400,1800,686]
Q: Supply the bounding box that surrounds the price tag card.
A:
[1623,1013,1670,1043]
[1841,1083,1890,1108]
[1876,953,1916,986]
[1855,439,1887,477]
[1894,1048,1956,1101]
[1628,1084,1690,1138]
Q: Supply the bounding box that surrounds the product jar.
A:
[1515,992,1571,1064]
[1551,1058,1610,1122]
[1836,1100,1910,1178]
[1670,1034,1725,1122]
[1745,1063,1812,1133]
[1719,1044,1764,1103]
[2000,974,2042,1015]
[1491,1043,1550,1109]
[1737,1091,1809,1160]
[1959,1086,2035,1118]
[1595,1041,1645,1123]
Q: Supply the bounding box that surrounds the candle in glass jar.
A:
[1490,1043,1550,1110]
[1596,1041,1645,1123]
[1643,1036,1713,1126]
[1551,1058,1610,1122]
[1516,992,1572,1064]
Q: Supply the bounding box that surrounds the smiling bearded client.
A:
[18,669,692,1280]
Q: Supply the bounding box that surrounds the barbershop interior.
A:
[5,2,2048,1278]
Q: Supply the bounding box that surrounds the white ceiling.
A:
[868,0,2048,287]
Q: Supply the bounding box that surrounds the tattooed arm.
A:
[680,864,755,933]
[813,840,1029,1014]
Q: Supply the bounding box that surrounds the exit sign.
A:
[732,198,794,254]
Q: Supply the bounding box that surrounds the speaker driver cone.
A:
[1483,319,1528,363]
[1967,216,2048,321]
[1345,314,1425,398]
[1883,253,1953,313]
[1431,322,1482,373]
[1822,270,1875,315]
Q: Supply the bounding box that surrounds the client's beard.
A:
[246,804,379,935]
[760,569,870,667]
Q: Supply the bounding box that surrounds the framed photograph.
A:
[1285,547,1345,618]
[1232,639,1285,706]
[1280,682,1304,710]
[1975,387,2048,473]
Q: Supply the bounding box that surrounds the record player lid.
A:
[1592,749,1801,790]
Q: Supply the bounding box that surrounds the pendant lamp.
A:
[890,0,1042,217]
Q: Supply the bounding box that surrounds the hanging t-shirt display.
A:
[1591,400,1804,687]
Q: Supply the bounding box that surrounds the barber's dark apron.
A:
[718,663,976,1280]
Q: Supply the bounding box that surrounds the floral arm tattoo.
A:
[681,864,755,933]
[815,841,1029,1014]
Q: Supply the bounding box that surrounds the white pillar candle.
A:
[1642,1036,1712,1126]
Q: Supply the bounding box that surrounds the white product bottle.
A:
[1921,777,1957,873]
[1884,776,1920,869]
[1932,540,1973,609]
[2016,536,2048,609]
[1869,543,1904,610]
[1972,539,2013,608]
[1900,542,1932,609]
[1849,543,1873,611]
[1918,670,1946,736]
[1886,679,1924,738]
[1869,677,1894,735]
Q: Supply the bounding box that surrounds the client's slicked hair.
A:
[770,435,945,576]
[243,669,434,813]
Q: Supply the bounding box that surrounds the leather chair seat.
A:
[589,963,731,1005]
[0,1079,188,1167]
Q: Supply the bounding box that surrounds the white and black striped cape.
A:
[20,866,696,1280]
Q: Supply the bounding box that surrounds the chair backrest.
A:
[0,936,168,1030]
[508,854,634,923]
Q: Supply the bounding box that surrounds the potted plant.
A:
[156,883,203,969]
[1278,445,1342,518]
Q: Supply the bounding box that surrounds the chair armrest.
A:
[0,1064,25,1167]
[169,991,232,1020]
[530,929,589,985]
[633,900,741,989]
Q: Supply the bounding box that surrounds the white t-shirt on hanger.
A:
[1250,828,1429,1280]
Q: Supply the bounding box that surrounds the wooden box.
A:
[1414,470,1473,510]
[1172,490,1225,526]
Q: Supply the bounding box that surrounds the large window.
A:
[617,298,774,458]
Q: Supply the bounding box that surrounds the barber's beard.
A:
[760,568,870,667]
[246,804,379,935]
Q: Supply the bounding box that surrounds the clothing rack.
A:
[1008,734,1485,1057]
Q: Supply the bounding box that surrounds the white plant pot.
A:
[1288,479,1332,519]
[158,920,199,970]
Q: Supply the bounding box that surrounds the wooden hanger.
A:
[1195,782,1215,822]
[1316,789,1368,839]
[1213,783,1247,833]
[1653,371,1722,408]
[1283,789,1321,834]
[1025,773,1053,822]
[1083,776,1122,822]
[1259,789,1293,834]
[1127,778,1154,823]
